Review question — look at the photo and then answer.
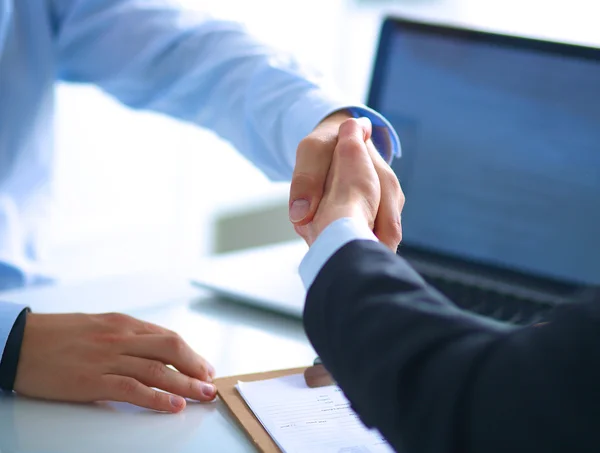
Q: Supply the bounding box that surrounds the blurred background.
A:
[47,0,598,282]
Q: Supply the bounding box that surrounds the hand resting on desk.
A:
[14,313,216,413]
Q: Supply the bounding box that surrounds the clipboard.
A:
[214,363,334,453]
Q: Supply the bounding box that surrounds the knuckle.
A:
[339,117,361,134]
[166,334,187,355]
[298,135,328,152]
[392,221,403,244]
[342,117,370,140]
[379,166,405,212]
[142,322,165,335]
[150,390,165,408]
[399,189,406,209]
[198,360,212,379]
[187,378,198,394]
[387,218,403,246]
[383,167,401,189]
[342,117,359,126]
[364,179,382,202]
[147,360,167,380]
[115,377,139,397]
[101,312,131,327]
[377,214,403,248]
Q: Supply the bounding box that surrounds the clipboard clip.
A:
[304,357,335,388]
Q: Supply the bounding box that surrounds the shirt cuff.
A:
[299,217,378,290]
[282,94,402,171]
[347,106,402,164]
[0,302,28,368]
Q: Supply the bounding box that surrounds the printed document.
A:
[236,374,394,453]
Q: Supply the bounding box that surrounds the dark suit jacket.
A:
[303,240,600,453]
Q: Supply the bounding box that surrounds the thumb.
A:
[288,116,373,225]
[331,118,374,182]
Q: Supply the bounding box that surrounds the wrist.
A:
[310,209,372,247]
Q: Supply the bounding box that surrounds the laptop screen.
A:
[369,18,600,286]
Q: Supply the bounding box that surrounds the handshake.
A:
[289,117,404,251]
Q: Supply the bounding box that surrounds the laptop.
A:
[192,15,600,324]
[192,240,307,317]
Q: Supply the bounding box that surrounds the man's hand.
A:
[294,118,402,245]
[14,313,217,413]
[289,111,403,251]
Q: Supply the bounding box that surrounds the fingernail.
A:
[170,395,185,409]
[289,199,310,223]
[199,382,216,398]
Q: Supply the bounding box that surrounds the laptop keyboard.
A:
[424,274,555,326]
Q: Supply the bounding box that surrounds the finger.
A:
[121,334,215,382]
[113,356,217,402]
[366,140,404,251]
[289,134,334,225]
[102,375,186,413]
[333,118,376,183]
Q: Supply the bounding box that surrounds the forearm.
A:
[53,0,401,179]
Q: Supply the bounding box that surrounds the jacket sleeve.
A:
[304,239,600,453]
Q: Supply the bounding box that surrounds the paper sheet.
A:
[236,374,394,453]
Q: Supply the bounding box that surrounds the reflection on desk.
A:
[0,396,243,453]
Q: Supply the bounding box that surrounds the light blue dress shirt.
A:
[0,0,400,363]
[299,217,379,289]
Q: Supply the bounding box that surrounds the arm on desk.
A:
[304,240,600,453]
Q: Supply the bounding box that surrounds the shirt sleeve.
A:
[0,306,29,392]
[51,0,401,180]
[0,302,28,373]
[299,217,378,290]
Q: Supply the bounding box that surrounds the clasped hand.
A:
[290,111,404,250]
[291,115,404,247]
